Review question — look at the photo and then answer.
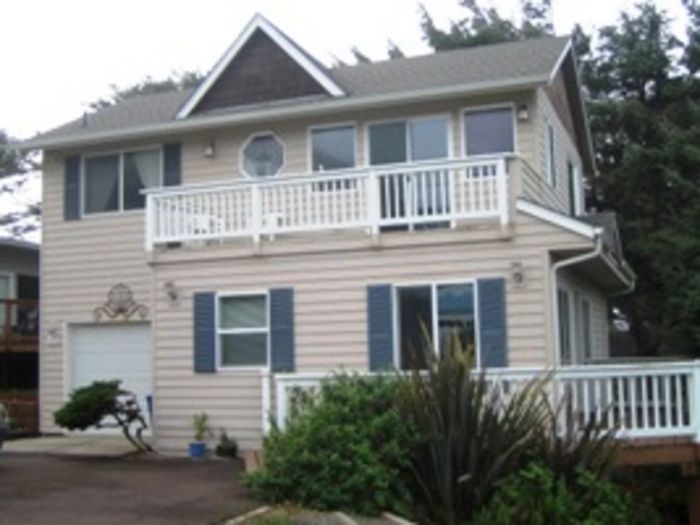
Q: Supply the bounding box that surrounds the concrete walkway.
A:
[3,435,137,457]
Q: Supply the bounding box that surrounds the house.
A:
[0,237,40,434]
[23,14,642,454]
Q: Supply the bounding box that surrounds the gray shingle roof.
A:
[330,36,569,96]
[28,36,570,148]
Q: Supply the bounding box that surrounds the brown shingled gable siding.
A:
[192,28,328,114]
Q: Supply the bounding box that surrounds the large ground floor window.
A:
[396,282,477,369]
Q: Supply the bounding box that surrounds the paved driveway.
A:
[0,454,259,525]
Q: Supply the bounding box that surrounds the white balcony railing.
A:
[145,157,509,249]
[274,361,700,441]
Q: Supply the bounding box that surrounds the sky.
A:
[0,0,688,140]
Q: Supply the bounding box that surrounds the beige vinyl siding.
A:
[179,92,537,186]
[39,153,154,433]
[528,86,583,215]
[150,212,591,452]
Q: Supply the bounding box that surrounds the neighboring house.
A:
[0,238,40,434]
[23,15,638,454]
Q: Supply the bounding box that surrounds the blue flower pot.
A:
[189,442,206,458]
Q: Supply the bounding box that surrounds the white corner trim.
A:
[547,38,573,85]
[516,199,602,239]
[176,14,345,119]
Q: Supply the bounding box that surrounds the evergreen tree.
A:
[89,71,203,109]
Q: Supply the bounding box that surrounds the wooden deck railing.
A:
[0,298,39,353]
[144,156,509,249]
[274,361,700,441]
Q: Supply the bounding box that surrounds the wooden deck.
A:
[1,298,39,354]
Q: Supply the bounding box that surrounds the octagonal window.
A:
[242,133,284,177]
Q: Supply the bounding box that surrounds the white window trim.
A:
[363,113,454,168]
[546,119,556,187]
[215,290,271,372]
[581,297,593,362]
[239,131,286,179]
[461,103,518,159]
[392,278,482,370]
[81,145,164,217]
[557,287,572,364]
[306,121,358,173]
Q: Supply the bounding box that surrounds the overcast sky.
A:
[0,0,687,140]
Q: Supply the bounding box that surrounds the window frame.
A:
[392,279,482,370]
[306,122,358,173]
[363,113,454,168]
[215,290,271,372]
[546,120,557,187]
[240,131,286,179]
[461,103,518,159]
[557,287,572,365]
[581,298,593,363]
[80,145,164,217]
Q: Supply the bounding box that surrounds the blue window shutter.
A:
[163,143,181,186]
[478,278,508,368]
[270,288,295,372]
[193,292,216,373]
[64,156,81,221]
[367,284,394,371]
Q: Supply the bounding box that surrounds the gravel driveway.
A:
[0,454,259,525]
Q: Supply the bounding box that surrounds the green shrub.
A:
[246,373,418,516]
[395,337,618,525]
[54,380,151,452]
[215,430,238,458]
[473,462,632,525]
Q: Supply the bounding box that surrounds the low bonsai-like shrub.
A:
[215,430,238,458]
[54,380,152,452]
[246,373,418,516]
[472,462,633,525]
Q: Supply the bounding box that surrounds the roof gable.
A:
[177,15,344,118]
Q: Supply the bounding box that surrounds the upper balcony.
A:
[144,156,510,250]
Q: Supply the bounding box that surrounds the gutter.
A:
[18,75,548,151]
[550,234,603,366]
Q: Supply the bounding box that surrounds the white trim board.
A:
[516,199,602,239]
[176,14,345,119]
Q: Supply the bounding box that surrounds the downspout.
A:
[550,232,603,367]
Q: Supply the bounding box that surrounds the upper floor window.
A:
[218,294,269,369]
[311,125,355,171]
[463,107,515,156]
[546,121,556,187]
[83,148,161,214]
[242,133,284,177]
[368,116,449,166]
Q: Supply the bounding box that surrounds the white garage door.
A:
[70,324,153,431]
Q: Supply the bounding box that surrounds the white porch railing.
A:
[274,361,700,441]
[144,157,509,249]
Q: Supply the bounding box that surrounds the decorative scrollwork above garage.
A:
[93,283,148,322]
